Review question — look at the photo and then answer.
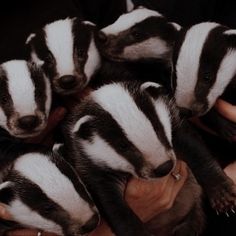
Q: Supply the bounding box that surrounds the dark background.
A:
[0,0,235,235]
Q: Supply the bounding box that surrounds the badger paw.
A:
[208,180,236,216]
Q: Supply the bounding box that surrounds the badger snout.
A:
[18,115,40,131]
[59,75,78,90]
[191,102,208,116]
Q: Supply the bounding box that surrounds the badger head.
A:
[96,6,180,62]
[70,81,177,180]
[26,18,101,96]
[0,151,99,236]
[0,60,51,138]
[173,22,236,116]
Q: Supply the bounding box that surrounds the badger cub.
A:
[0,60,51,138]
[63,81,236,236]
[26,18,101,95]
[97,6,180,63]
[173,22,236,140]
[0,129,99,236]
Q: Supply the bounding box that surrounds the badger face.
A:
[0,60,51,138]
[97,7,180,62]
[0,152,99,236]
[26,18,101,96]
[173,22,236,116]
[71,82,176,180]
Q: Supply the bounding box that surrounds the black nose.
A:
[179,107,193,118]
[59,75,77,90]
[97,31,108,44]
[18,115,39,131]
[192,103,207,116]
[80,214,99,234]
[154,160,174,177]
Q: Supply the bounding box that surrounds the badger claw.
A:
[208,180,236,216]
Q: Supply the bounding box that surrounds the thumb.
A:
[0,203,12,220]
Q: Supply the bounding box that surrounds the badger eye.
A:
[78,49,86,58]
[44,53,54,66]
[131,29,143,40]
[203,72,212,83]
[1,96,7,105]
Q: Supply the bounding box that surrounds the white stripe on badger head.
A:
[2,60,37,116]
[81,134,136,175]
[122,36,169,59]
[224,29,236,35]
[8,200,63,235]
[45,18,75,76]
[102,8,162,35]
[126,0,134,12]
[91,84,170,167]
[84,36,101,82]
[207,49,236,108]
[14,153,94,224]
[44,75,52,116]
[175,22,220,109]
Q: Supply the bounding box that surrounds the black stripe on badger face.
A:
[98,7,179,62]
[0,60,51,138]
[27,18,101,96]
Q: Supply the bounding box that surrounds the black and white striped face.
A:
[97,7,180,62]
[0,60,51,138]
[0,152,99,236]
[26,18,101,96]
[173,22,236,116]
[70,82,177,179]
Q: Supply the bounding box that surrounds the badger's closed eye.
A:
[203,72,213,83]
[130,29,144,40]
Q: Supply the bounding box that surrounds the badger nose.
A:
[191,103,207,116]
[80,214,100,234]
[97,31,108,45]
[154,160,174,177]
[59,75,77,90]
[18,115,39,131]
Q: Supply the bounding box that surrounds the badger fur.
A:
[0,60,51,138]
[0,128,99,236]
[172,22,236,139]
[26,18,101,96]
[97,6,180,63]
[62,81,236,236]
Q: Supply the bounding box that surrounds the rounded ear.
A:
[25,33,36,45]
[72,115,93,134]
[53,143,65,155]
[171,22,182,31]
[140,81,168,99]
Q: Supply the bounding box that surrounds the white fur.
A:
[126,0,134,12]
[122,37,169,59]
[171,22,182,31]
[102,8,162,35]
[7,199,63,235]
[2,60,37,116]
[83,21,96,26]
[25,33,36,44]
[0,107,8,131]
[45,18,75,76]
[44,75,52,116]
[72,115,92,133]
[14,153,94,224]
[207,49,236,108]
[84,36,101,82]
[175,22,220,109]
[140,82,161,91]
[31,51,44,67]
[81,134,136,175]
[0,181,11,190]
[90,83,171,167]
[224,29,236,35]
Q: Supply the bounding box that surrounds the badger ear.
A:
[25,33,36,45]
[0,182,14,205]
[140,82,168,99]
[171,22,182,31]
[53,143,65,155]
[72,115,93,134]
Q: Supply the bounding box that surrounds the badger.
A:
[97,6,180,63]
[0,60,51,138]
[172,22,236,140]
[0,128,99,236]
[26,18,101,96]
[62,81,236,236]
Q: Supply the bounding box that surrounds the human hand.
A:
[1,161,188,236]
[215,99,236,123]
